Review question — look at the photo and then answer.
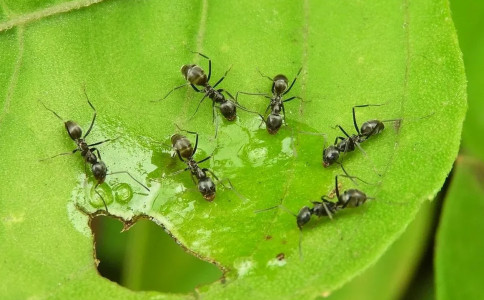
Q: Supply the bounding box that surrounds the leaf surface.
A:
[435,158,484,300]
[0,0,465,299]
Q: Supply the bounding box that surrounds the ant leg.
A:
[190,83,202,92]
[190,94,208,120]
[197,155,212,165]
[337,173,375,186]
[213,65,233,88]
[216,177,248,202]
[281,103,287,125]
[318,197,334,220]
[334,136,346,145]
[264,104,271,114]
[283,96,304,103]
[191,51,212,81]
[94,182,109,212]
[170,166,190,177]
[87,136,119,148]
[213,102,220,139]
[83,87,97,139]
[335,125,352,139]
[38,100,65,121]
[189,173,197,185]
[108,171,150,192]
[254,204,279,213]
[94,148,102,160]
[153,83,190,102]
[223,90,237,103]
[283,67,303,96]
[39,148,78,162]
[175,150,185,163]
[235,91,271,104]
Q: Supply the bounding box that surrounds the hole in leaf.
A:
[91,216,223,293]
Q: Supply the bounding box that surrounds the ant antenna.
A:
[108,171,150,192]
[39,100,65,121]
[256,68,274,82]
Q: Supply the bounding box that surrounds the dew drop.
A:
[89,184,114,208]
[113,183,133,204]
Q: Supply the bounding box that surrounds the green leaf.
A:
[325,198,436,300]
[450,0,484,162]
[435,158,484,300]
[0,0,465,299]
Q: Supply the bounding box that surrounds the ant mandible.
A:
[237,67,303,134]
[39,88,150,211]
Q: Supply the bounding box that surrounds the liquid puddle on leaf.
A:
[66,115,337,281]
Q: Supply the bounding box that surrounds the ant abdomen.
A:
[360,120,385,138]
[65,121,82,140]
[171,134,193,160]
[181,64,207,86]
[338,189,368,208]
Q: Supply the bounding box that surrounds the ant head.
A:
[64,121,82,140]
[220,101,237,121]
[340,189,367,208]
[360,120,384,138]
[323,146,339,167]
[272,74,289,95]
[181,64,207,86]
[92,161,107,184]
[296,206,312,229]
[266,114,283,134]
[198,178,216,201]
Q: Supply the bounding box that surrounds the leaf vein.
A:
[0,0,106,32]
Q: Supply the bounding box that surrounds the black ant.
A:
[296,174,373,227]
[323,104,401,168]
[256,174,373,257]
[39,89,150,211]
[157,52,239,135]
[236,68,303,134]
[170,125,222,201]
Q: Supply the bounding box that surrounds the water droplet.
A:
[113,183,133,204]
[89,184,114,208]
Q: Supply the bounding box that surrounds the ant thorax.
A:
[336,137,357,153]
[206,88,225,103]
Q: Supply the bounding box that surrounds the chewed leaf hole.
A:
[91,216,223,293]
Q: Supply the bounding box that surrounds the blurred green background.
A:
[93,0,484,298]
